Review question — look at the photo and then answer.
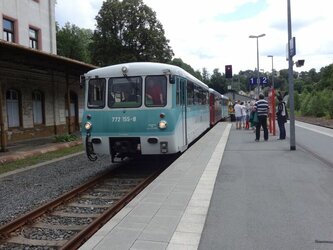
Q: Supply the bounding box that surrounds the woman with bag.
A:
[276,95,288,140]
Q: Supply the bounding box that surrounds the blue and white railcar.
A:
[81,62,210,162]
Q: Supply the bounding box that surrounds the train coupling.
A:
[85,134,97,161]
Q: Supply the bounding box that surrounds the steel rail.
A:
[0,171,111,238]
[61,169,162,250]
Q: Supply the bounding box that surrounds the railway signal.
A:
[225,65,232,79]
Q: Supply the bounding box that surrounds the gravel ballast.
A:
[0,153,112,226]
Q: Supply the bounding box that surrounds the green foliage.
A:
[300,92,311,116]
[56,22,93,63]
[318,64,333,90]
[0,145,83,175]
[294,92,300,111]
[299,90,333,118]
[328,92,333,118]
[286,64,333,118]
[54,134,79,142]
[209,68,227,94]
[90,0,174,66]
[170,58,202,80]
[201,68,210,85]
[311,93,326,117]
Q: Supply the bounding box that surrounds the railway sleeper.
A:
[6,235,67,247]
[31,222,85,231]
[67,202,113,208]
[51,211,100,218]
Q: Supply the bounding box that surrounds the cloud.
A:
[55,0,102,29]
[55,0,333,74]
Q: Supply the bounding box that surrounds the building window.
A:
[29,27,39,49]
[6,89,20,127]
[32,90,44,125]
[3,18,15,42]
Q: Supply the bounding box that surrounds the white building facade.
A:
[0,0,94,151]
[0,0,57,53]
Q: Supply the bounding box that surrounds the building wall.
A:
[0,66,84,142]
[0,0,57,53]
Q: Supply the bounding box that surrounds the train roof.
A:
[209,88,221,95]
[85,62,209,89]
[209,88,229,100]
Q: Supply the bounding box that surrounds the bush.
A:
[54,134,79,142]
[294,93,300,111]
[327,91,333,118]
[300,92,311,116]
[311,93,326,117]
[299,90,333,118]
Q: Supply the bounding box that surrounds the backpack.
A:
[280,102,289,123]
[283,102,289,120]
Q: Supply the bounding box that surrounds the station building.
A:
[0,0,95,151]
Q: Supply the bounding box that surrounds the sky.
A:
[55,0,333,76]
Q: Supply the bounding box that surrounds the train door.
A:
[180,78,187,146]
[209,93,214,126]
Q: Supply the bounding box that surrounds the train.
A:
[80,62,229,162]
[209,88,229,126]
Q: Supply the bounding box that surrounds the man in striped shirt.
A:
[255,93,269,141]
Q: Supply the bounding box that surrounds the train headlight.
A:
[158,120,167,130]
[84,121,92,130]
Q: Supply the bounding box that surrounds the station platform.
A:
[79,121,333,250]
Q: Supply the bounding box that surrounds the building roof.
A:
[0,40,96,76]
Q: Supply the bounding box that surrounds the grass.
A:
[0,144,84,175]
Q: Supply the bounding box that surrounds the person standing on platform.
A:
[240,101,246,129]
[245,101,250,129]
[234,100,242,129]
[276,95,288,140]
[255,94,269,141]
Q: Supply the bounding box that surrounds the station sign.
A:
[249,77,269,86]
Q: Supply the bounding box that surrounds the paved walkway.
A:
[199,122,333,250]
[81,121,333,250]
[80,122,231,250]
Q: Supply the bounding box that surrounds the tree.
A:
[201,68,210,85]
[318,64,333,90]
[56,22,92,63]
[90,0,174,66]
[210,68,226,94]
[170,58,202,80]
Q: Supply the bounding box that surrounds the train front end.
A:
[81,63,180,162]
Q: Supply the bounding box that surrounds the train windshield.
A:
[145,76,167,107]
[108,77,142,108]
[87,78,106,109]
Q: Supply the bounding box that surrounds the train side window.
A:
[180,79,186,105]
[87,79,106,109]
[176,80,180,106]
[108,77,142,108]
[145,75,167,107]
[187,82,194,105]
[202,90,208,105]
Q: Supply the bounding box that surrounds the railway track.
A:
[0,159,172,249]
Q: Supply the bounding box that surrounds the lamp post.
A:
[287,0,296,150]
[267,55,276,136]
[249,33,266,97]
[267,55,274,89]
